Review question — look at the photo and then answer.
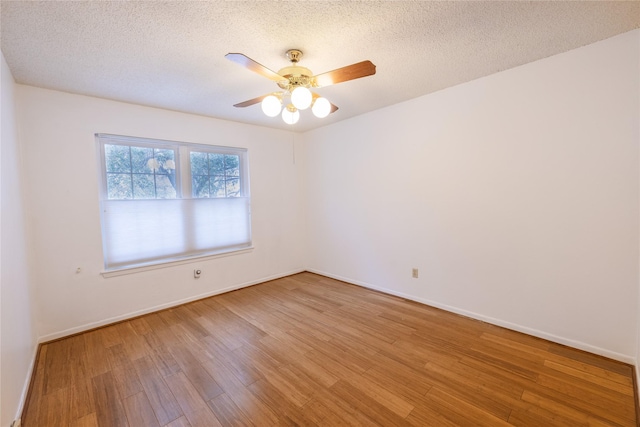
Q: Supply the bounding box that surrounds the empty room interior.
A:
[1,1,640,426]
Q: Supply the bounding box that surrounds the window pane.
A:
[155,148,175,173]
[192,175,210,198]
[105,144,131,173]
[132,174,156,199]
[130,146,154,173]
[211,176,226,197]
[225,155,240,177]
[156,174,177,199]
[163,161,177,174]
[190,152,208,176]
[209,153,225,175]
[226,178,240,197]
[107,173,133,199]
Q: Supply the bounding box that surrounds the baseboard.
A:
[13,343,38,426]
[38,268,305,343]
[633,365,640,427]
[637,361,640,397]
[307,268,635,365]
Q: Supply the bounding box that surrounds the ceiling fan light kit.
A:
[226,49,376,125]
[261,94,282,117]
[282,104,300,125]
[290,86,312,110]
[311,97,331,118]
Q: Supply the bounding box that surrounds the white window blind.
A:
[97,134,251,271]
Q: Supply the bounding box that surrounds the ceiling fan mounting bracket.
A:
[286,49,303,63]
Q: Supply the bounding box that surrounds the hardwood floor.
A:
[22,272,637,426]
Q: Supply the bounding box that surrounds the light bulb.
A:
[312,97,331,118]
[261,95,282,117]
[282,105,300,125]
[290,86,312,110]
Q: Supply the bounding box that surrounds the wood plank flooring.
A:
[22,272,637,426]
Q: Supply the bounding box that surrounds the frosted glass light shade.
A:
[261,95,282,117]
[282,107,300,125]
[291,87,312,110]
[312,97,331,118]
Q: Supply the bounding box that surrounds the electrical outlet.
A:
[412,268,419,278]
[194,269,202,278]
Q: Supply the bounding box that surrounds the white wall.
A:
[304,30,640,362]
[1,53,38,426]
[17,87,306,340]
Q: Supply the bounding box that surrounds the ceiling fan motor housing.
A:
[277,66,313,90]
[278,50,313,90]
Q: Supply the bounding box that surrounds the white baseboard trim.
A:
[636,361,640,400]
[307,268,635,365]
[14,343,38,424]
[38,268,305,343]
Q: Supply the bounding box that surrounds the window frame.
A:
[96,133,252,275]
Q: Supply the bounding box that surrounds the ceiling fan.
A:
[225,49,376,125]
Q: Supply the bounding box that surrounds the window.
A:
[97,134,251,271]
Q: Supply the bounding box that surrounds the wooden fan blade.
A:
[233,94,269,108]
[312,60,376,87]
[225,53,283,82]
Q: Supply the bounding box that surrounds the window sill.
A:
[101,246,254,278]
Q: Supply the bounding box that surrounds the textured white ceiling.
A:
[1,1,639,132]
